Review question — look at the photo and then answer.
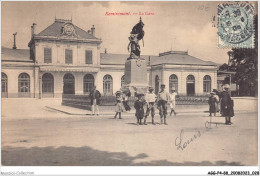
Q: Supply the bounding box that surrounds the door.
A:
[63,73,75,94]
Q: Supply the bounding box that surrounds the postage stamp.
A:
[217,3,255,48]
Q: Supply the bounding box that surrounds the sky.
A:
[1,1,253,64]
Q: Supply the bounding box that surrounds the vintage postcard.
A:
[1,1,259,175]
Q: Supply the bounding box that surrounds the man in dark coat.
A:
[89,86,101,115]
[220,85,234,125]
[134,93,145,125]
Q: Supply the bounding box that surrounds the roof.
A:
[37,19,98,40]
[1,47,217,66]
[100,53,157,65]
[151,51,217,66]
[1,47,31,61]
[100,51,217,66]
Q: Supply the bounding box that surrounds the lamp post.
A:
[12,32,17,49]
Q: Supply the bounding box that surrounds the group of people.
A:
[114,84,177,125]
[208,84,234,125]
[89,83,234,126]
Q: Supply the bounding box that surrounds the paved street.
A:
[1,99,258,166]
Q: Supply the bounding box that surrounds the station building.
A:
[1,19,218,98]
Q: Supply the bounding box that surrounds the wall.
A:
[2,67,35,98]
[151,64,217,95]
[98,68,124,95]
[35,41,100,66]
[232,97,258,112]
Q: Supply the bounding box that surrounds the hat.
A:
[161,84,165,88]
[115,90,122,94]
[223,84,230,89]
[171,87,176,91]
[148,87,154,90]
[136,93,144,97]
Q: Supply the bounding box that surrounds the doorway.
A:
[63,73,75,94]
[186,75,195,96]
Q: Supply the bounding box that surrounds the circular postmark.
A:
[218,3,254,45]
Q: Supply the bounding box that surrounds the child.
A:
[122,91,131,112]
[208,92,217,116]
[134,93,145,125]
[114,91,124,119]
[169,87,177,116]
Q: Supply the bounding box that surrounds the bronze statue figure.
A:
[128,17,145,59]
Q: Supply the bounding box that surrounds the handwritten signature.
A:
[175,129,201,151]
[175,121,218,151]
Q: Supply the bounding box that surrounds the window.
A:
[85,50,93,64]
[18,73,30,93]
[44,48,52,63]
[203,75,211,93]
[121,75,125,87]
[42,73,54,93]
[186,75,195,96]
[84,74,94,93]
[1,73,7,93]
[103,74,113,95]
[169,74,178,92]
[65,49,73,64]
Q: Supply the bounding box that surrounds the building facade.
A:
[1,19,218,98]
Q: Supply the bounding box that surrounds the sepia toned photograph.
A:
[1,1,259,174]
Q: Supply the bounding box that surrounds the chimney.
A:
[31,23,37,38]
[91,25,95,36]
[105,48,107,54]
[12,32,17,49]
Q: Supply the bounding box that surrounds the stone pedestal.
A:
[122,58,148,95]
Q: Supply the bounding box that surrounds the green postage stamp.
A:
[217,2,255,48]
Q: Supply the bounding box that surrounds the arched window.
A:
[186,75,195,96]
[63,73,75,94]
[121,75,125,87]
[169,74,178,92]
[18,73,30,97]
[1,73,8,93]
[203,75,211,93]
[103,74,113,95]
[42,73,54,93]
[84,74,94,93]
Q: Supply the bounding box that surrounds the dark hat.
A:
[115,90,122,94]
[136,93,144,97]
[161,84,165,88]
[149,87,154,90]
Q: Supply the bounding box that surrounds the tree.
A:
[229,15,258,96]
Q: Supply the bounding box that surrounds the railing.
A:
[62,94,209,110]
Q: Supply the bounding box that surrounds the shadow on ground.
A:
[2,146,243,166]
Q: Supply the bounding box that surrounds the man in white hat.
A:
[144,87,157,125]
[157,84,170,125]
[169,87,177,116]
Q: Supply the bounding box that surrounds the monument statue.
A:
[127,17,145,59]
[123,17,148,95]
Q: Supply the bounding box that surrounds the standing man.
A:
[220,84,234,125]
[89,86,101,115]
[169,87,177,116]
[157,84,170,125]
[144,87,157,125]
